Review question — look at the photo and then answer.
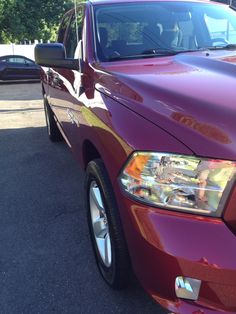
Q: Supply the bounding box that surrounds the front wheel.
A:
[85,159,131,289]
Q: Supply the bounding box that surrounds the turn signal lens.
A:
[120,152,236,216]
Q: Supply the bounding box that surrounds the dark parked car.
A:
[35,0,236,313]
[0,55,40,82]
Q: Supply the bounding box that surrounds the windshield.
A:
[93,1,236,61]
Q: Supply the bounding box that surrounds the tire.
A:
[85,159,131,289]
[44,96,63,142]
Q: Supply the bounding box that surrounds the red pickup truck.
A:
[35,1,236,313]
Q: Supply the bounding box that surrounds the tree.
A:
[0,0,78,43]
[0,0,12,43]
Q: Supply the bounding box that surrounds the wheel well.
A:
[83,140,101,169]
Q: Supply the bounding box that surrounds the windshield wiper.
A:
[142,48,212,55]
[141,48,178,55]
[107,48,200,61]
[107,44,236,61]
[108,50,176,61]
[202,44,236,51]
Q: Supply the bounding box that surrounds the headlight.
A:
[120,152,236,217]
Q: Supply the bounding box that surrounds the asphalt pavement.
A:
[0,83,166,314]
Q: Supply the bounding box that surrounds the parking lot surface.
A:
[0,83,165,314]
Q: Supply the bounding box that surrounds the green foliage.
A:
[0,0,81,43]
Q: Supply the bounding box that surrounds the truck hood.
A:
[97,50,236,160]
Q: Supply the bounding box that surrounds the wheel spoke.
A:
[104,233,112,266]
[96,237,106,263]
[96,232,111,267]
[93,217,107,238]
[89,180,112,267]
[90,184,104,213]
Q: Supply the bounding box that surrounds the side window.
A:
[8,57,26,64]
[25,59,34,65]
[65,5,84,58]
[204,14,236,43]
[58,12,72,43]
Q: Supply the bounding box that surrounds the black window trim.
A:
[63,3,86,59]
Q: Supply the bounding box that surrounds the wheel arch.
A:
[82,140,102,169]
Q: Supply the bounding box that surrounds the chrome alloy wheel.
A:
[89,181,112,267]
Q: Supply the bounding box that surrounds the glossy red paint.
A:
[37,0,236,313]
[97,50,236,160]
[114,183,236,313]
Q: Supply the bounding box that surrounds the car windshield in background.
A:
[94,2,236,61]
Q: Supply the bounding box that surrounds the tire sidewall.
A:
[86,162,117,286]
[43,96,62,142]
[43,98,51,137]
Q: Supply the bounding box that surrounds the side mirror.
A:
[35,43,79,70]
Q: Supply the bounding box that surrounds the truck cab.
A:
[35,1,236,313]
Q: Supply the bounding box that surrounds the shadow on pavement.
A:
[0,126,164,314]
[0,108,43,113]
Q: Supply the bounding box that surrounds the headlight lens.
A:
[120,152,236,216]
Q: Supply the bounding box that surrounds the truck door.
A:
[48,5,85,149]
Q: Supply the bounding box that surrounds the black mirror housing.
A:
[35,43,79,70]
